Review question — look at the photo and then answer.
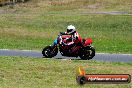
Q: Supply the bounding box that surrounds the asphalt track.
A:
[0,49,132,63]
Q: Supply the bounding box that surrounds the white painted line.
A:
[0,49,40,52]
[0,49,10,50]
[96,53,132,55]
[21,50,39,52]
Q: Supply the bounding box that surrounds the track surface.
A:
[0,49,132,62]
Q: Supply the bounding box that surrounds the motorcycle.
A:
[42,33,95,60]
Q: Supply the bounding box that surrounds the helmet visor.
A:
[67,29,73,33]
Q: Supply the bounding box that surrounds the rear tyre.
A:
[79,46,95,60]
[42,46,58,58]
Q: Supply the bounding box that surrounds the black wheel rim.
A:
[45,48,51,57]
[86,50,93,58]
[82,49,93,59]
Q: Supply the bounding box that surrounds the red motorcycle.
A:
[42,33,95,60]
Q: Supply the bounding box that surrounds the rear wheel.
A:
[42,46,58,58]
[79,46,95,60]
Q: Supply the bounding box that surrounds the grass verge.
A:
[0,56,132,88]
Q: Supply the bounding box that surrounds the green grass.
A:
[0,56,132,88]
[0,0,132,53]
[30,0,132,12]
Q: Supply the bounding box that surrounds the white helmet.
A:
[67,25,76,34]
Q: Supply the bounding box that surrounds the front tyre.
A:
[42,46,58,58]
[79,46,95,60]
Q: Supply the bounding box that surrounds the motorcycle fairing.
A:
[54,39,58,45]
[83,38,93,47]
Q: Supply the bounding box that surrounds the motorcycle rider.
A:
[60,25,82,47]
[43,25,95,59]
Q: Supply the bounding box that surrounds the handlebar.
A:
[60,32,65,35]
[58,32,74,45]
[57,35,72,45]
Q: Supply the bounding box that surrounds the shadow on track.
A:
[42,56,83,60]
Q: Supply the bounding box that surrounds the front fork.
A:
[49,38,59,52]
[53,38,58,46]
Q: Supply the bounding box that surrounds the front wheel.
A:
[79,46,95,60]
[42,45,58,58]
